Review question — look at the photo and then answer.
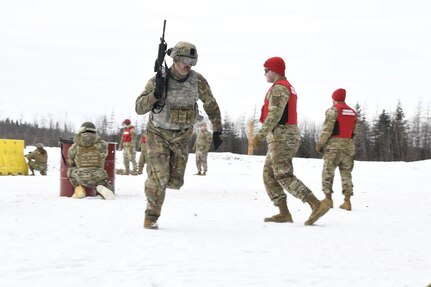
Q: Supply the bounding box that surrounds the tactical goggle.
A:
[179,56,198,66]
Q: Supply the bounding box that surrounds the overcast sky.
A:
[1,0,430,131]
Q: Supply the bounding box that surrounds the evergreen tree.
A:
[391,101,408,161]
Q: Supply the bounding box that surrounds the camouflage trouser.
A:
[138,144,147,172]
[144,123,193,221]
[28,161,47,175]
[322,151,354,196]
[263,138,313,206]
[122,143,137,171]
[195,150,208,172]
[67,167,112,190]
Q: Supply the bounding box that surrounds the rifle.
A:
[152,20,168,113]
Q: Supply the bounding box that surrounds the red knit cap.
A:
[123,119,131,125]
[332,88,346,101]
[264,57,285,76]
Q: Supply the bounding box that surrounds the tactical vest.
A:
[259,79,298,125]
[151,71,199,130]
[122,126,134,142]
[75,145,105,168]
[331,103,357,138]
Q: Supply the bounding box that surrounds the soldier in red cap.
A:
[316,88,359,211]
[118,119,138,175]
[253,56,330,225]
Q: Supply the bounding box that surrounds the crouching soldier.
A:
[67,122,115,200]
[25,143,48,176]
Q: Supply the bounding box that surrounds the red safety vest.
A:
[259,79,297,125]
[331,103,357,138]
[122,126,134,142]
[141,135,147,144]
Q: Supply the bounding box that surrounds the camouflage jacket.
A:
[135,66,222,132]
[193,130,212,152]
[25,149,48,166]
[318,106,359,153]
[256,76,298,143]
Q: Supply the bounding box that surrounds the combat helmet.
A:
[35,143,44,149]
[78,122,97,133]
[168,42,198,66]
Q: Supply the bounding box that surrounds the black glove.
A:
[212,131,223,151]
[154,75,165,100]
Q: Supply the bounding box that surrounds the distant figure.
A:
[118,119,138,175]
[316,88,358,211]
[137,131,148,175]
[67,122,115,200]
[135,41,223,229]
[193,122,212,175]
[25,143,48,176]
[253,56,330,225]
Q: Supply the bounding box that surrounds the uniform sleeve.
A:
[135,76,159,115]
[257,85,289,137]
[119,130,124,147]
[131,127,137,144]
[318,107,338,146]
[99,141,108,159]
[25,151,35,161]
[197,73,223,132]
[67,144,77,167]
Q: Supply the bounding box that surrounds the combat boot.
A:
[130,169,139,176]
[304,194,330,225]
[72,185,86,199]
[264,200,293,223]
[144,219,158,230]
[96,185,115,200]
[322,193,333,208]
[195,171,202,175]
[202,171,207,176]
[124,168,130,175]
[339,195,352,211]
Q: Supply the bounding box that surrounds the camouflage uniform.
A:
[256,83,314,205]
[317,106,359,197]
[67,129,112,190]
[193,125,212,174]
[138,133,148,174]
[135,42,222,227]
[119,124,138,174]
[25,144,48,175]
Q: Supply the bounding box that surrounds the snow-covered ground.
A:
[1,147,430,287]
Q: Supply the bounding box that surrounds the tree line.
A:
[1,101,430,162]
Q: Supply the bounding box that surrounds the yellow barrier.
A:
[0,139,28,175]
